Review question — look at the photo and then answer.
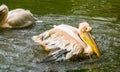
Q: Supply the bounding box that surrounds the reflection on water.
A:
[0,0,120,72]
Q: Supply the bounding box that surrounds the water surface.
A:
[0,0,120,72]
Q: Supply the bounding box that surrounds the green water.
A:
[0,0,120,72]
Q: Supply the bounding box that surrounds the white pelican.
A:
[0,4,36,28]
[32,22,101,62]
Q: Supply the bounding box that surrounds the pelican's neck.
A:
[0,14,8,25]
[0,5,8,26]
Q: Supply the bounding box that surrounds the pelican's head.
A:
[79,22,101,58]
[0,4,8,23]
[0,4,8,13]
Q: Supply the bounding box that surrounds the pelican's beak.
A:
[82,31,101,58]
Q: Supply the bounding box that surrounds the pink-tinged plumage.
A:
[32,22,101,62]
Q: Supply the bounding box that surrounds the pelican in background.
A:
[32,22,101,62]
[0,4,36,28]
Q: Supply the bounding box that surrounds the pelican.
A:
[0,4,36,28]
[32,22,101,62]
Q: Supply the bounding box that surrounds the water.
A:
[0,0,120,72]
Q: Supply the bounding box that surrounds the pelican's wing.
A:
[40,49,70,62]
[32,24,84,61]
[54,24,86,48]
[7,9,36,28]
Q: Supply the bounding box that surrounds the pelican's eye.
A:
[85,27,88,31]
[83,27,88,32]
[86,26,92,32]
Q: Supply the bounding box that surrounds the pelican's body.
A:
[0,4,36,28]
[32,22,101,62]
